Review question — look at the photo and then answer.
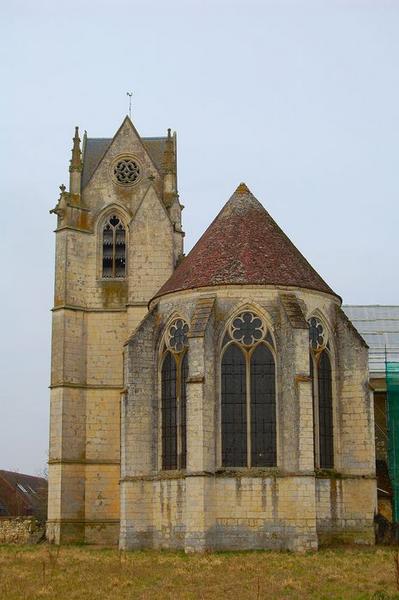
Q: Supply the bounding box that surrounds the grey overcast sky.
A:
[0,0,398,475]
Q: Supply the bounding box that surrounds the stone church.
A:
[48,116,376,551]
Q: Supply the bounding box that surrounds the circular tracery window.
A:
[230,312,265,346]
[167,319,189,353]
[113,157,141,185]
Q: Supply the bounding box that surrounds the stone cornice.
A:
[50,383,123,390]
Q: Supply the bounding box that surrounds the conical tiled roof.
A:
[153,183,339,302]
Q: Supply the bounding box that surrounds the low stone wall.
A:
[0,517,45,544]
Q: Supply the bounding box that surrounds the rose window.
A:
[113,158,140,185]
[231,312,265,346]
[168,319,189,353]
[309,317,325,351]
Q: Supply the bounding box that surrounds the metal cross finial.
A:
[126,92,133,118]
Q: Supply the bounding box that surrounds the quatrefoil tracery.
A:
[113,158,141,185]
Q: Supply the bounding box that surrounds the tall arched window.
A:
[161,352,177,470]
[221,311,276,468]
[309,316,334,469]
[161,319,189,470]
[102,215,126,278]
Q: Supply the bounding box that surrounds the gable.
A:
[81,117,166,191]
[82,135,168,189]
[128,186,175,303]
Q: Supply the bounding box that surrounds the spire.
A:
[162,128,177,209]
[162,128,175,175]
[69,126,82,172]
[69,126,82,194]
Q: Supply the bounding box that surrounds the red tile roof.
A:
[154,183,339,301]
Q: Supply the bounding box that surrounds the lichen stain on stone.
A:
[176,479,184,521]
[166,480,172,525]
[330,478,338,523]
[115,185,134,203]
[235,477,242,506]
[77,212,89,230]
[261,478,268,511]
[100,280,128,308]
[271,477,278,520]
[159,481,164,516]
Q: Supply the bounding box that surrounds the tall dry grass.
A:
[0,545,398,599]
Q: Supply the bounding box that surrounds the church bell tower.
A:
[47,116,184,544]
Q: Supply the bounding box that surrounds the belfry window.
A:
[161,319,189,470]
[309,317,334,469]
[102,215,126,278]
[221,311,276,468]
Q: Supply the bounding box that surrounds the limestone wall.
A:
[316,477,376,545]
[120,286,376,552]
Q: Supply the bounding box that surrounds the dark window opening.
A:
[221,344,247,467]
[180,353,188,470]
[161,352,177,470]
[250,344,276,467]
[318,351,334,469]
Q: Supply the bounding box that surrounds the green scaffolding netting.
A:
[386,361,399,523]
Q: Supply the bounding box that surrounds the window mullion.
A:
[246,350,251,468]
[112,226,116,278]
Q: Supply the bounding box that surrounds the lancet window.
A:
[221,311,276,468]
[102,215,126,278]
[161,319,189,470]
[309,316,334,469]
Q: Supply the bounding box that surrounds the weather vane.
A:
[126,92,133,118]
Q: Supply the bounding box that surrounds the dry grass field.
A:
[0,545,398,599]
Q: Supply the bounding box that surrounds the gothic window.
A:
[161,319,189,470]
[102,215,126,278]
[161,352,177,470]
[221,311,276,468]
[309,317,334,469]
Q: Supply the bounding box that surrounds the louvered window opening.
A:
[221,312,276,469]
[102,215,126,278]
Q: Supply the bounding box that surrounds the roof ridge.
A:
[344,304,399,308]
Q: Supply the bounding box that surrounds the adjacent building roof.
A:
[154,183,339,301]
[81,136,168,188]
[343,305,399,375]
[0,470,47,519]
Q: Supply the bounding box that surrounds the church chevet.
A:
[48,116,376,552]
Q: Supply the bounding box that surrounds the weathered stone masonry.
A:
[120,283,376,552]
[49,117,376,551]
